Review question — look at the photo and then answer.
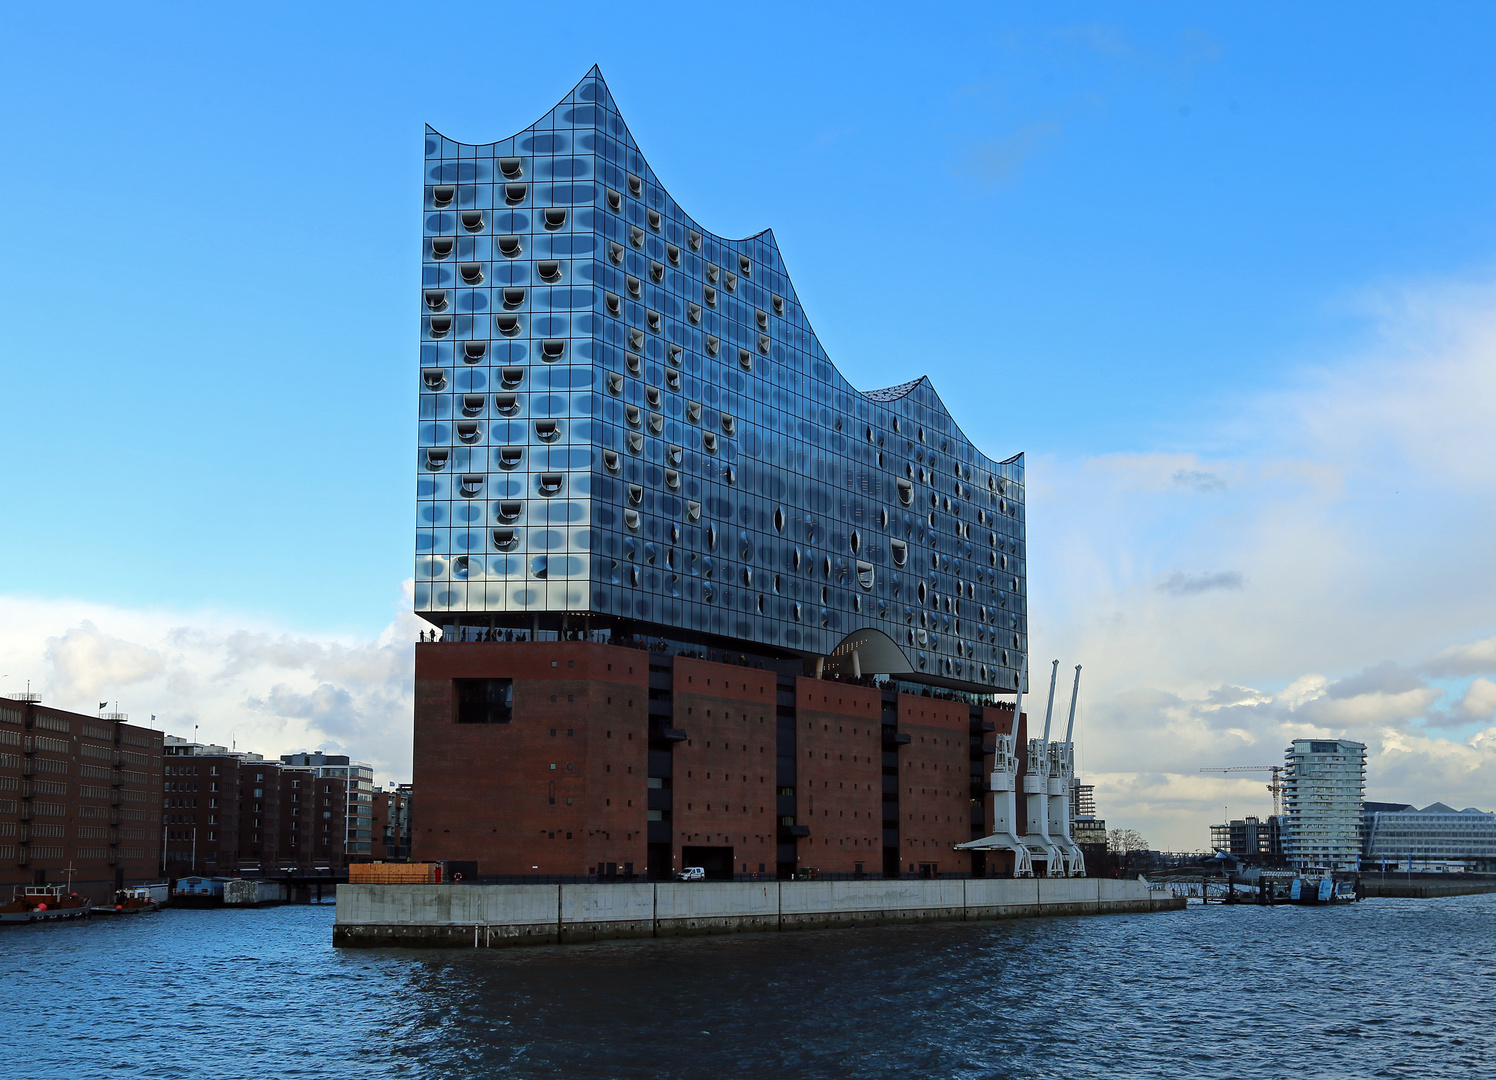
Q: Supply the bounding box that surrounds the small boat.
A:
[93,886,163,916]
[1,885,92,923]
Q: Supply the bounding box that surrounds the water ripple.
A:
[3,895,1494,1078]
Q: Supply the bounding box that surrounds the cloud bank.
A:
[0,590,421,786]
[1030,277,1496,845]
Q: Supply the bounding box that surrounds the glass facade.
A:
[415,68,1026,696]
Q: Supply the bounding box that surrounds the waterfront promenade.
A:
[334,877,1182,947]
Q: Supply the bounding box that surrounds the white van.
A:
[676,867,706,882]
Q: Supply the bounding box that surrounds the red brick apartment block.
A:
[0,697,162,905]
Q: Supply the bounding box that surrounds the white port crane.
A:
[1046,664,1086,877]
[955,658,1034,876]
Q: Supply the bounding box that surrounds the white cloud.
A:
[1039,276,1496,846]
[0,590,419,786]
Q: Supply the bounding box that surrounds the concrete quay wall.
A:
[333,877,1182,948]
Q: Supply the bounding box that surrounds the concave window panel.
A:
[415,71,1025,693]
[461,210,485,233]
[495,314,522,336]
[463,340,487,362]
[425,447,449,470]
[498,157,523,179]
[424,289,448,311]
[500,367,524,388]
[492,528,520,551]
[541,339,566,361]
[537,260,562,282]
[497,501,523,523]
[459,474,485,497]
[537,473,564,496]
[535,419,561,441]
[432,185,456,207]
[498,446,524,469]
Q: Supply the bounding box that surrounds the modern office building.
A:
[1362,801,1496,871]
[1208,815,1281,860]
[280,753,375,858]
[1281,739,1366,870]
[0,695,163,904]
[413,69,1032,880]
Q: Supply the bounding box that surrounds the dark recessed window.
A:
[460,263,484,285]
[627,172,642,196]
[544,208,568,230]
[501,366,524,389]
[498,158,523,179]
[456,679,513,724]
[461,210,485,233]
[432,185,455,207]
[504,183,527,205]
[497,234,522,257]
[463,340,487,362]
[503,287,526,309]
[606,188,622,211]
[430,236,453,260]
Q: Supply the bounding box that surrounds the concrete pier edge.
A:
[333,877,1183,948]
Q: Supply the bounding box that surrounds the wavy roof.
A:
[425,66,1020,481]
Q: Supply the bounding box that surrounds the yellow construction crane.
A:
[1199,766,1285,817]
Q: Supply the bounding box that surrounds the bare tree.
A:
[1107,828,1149,853]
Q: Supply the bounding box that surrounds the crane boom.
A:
[1199,765,1285,817]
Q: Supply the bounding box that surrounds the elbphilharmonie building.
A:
[413,69,1037,881]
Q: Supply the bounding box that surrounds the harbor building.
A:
[162,737,349,881]
[1362,801,1496,872]
[280,753,376,858]
[372,784,413,861]
[412,69,1039,880]
[1281,739,1366,871]
[1207,814,1281,860]
[0,695,163,905]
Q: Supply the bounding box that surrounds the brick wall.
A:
[795,678,883,875]
[412,641,648,876]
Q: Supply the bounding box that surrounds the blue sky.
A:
[3,4,1495,843]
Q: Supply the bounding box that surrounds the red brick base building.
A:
[413,640,1028,880]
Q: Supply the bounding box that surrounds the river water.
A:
[3,893,1492,1079]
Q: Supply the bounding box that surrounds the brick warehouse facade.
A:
[0,697,163,904]
[413,641,1028,879]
